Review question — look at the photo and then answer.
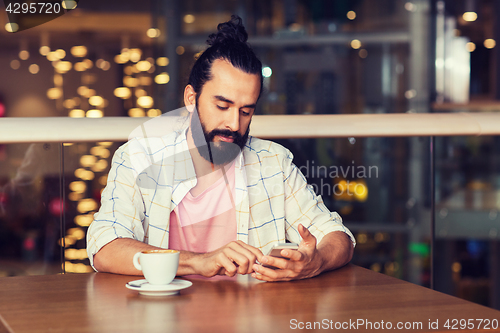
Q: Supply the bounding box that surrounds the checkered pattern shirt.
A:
[86,128,355,269]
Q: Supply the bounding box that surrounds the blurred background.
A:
[1,0,500,309]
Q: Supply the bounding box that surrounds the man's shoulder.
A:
[244,136,292,159]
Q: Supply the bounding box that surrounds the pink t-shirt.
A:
[168,162,237,253]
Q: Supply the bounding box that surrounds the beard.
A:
[190,103,249,166]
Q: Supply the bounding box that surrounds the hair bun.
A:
[207,15,248,46]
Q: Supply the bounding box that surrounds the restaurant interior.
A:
[0,0,499,311]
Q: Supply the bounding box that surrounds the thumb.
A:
[298,224,317,247]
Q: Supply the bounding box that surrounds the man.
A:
[87,16,355,282]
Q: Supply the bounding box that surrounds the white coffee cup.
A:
[133,249,180,285]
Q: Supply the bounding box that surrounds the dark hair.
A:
[187,15,263,98]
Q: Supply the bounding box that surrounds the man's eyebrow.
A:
[214,95,256,109]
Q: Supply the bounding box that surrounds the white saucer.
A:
[126,279,193,296]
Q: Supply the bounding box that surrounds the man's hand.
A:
[183,240,264,277]
[251,225,353,282]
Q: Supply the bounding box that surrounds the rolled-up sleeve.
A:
[282,150,356,247]
[86,141,147,269]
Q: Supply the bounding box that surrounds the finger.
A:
[252,265,295,281]
[260,255,291,270]
[233,241,264,261]
[281,249,304,262]
[216,252,238,276]
[298,224,316,244]
[227,242,263,272]
[223,248,252,274]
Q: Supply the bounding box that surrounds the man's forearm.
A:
[93,238,206,276]
[93,238,160,275]
[316,231,354,274]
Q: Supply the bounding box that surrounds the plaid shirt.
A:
[87,128,355,268]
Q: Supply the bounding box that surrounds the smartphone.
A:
[266,243,299,259]
[260,243,299,269]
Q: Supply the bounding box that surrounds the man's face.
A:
[189,59,261,165]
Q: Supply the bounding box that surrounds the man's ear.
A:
[184,85,196,113]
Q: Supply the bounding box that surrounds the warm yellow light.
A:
[359,49,368,58]
[100,61,110,71]
[5,23,19,33]
[98,175,108,186]
[147,109,162,117]
[68,227,86,240]
[77,198,98,213]
[74,168,86,178]
[80,170,95,181]
[10,59,20,70]
[59,236,76,246]
[129,48,142,63]
[91,159,108,172]
[466,42,476,52]
[176,46,185,55]
[63,99,76,109]
[63,143,73,146]
[353,180,368,202]
[55,61,72,73]
[138,76,151,86]
[80,155,97,167]
[134,89,146,98]
[156,57,169,66]
[128,108,146,117]
[98,141,113,147]
[357,233,367,244]
[123,76,139,87]
[147,28,161,38]
[65,248,88,260]
[75,214,94,227]
[54,74,63,86]
[155,72,170,84]
[463,12,477,22]
[86,109,103,118]
[350,39,362,49]
[28,64,40,74]
[47,87,63,99]
[19,50,30,60]
[39,46,50,56]
[484,39,496,49]
[114,54,128,64]
[74,62,86,72]
[83,59,93,69]
[137,96,154,108]
[347,11,356,20]
[69,181,86,193]
[62,0,77,10]
[451,262,462,273]
[114,87,132,99]
[77,86,89,96]
[69,109,85,118]
[46,51,59,62]
[68,192,83,201]
[55,49,66,59]
[89,96,104,107]
[70,45,87,57]
[136,60,152,72]
[90,146,110,158]
[184,14,195,24]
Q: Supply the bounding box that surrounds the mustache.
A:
[207,129,241,141]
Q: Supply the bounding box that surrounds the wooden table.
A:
[0,265,499,333]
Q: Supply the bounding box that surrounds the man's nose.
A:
[225,108,240,132]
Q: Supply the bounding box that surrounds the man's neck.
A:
[186,126,234,196]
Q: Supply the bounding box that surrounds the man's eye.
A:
[241,110,250,116]
[217,105,228,110]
